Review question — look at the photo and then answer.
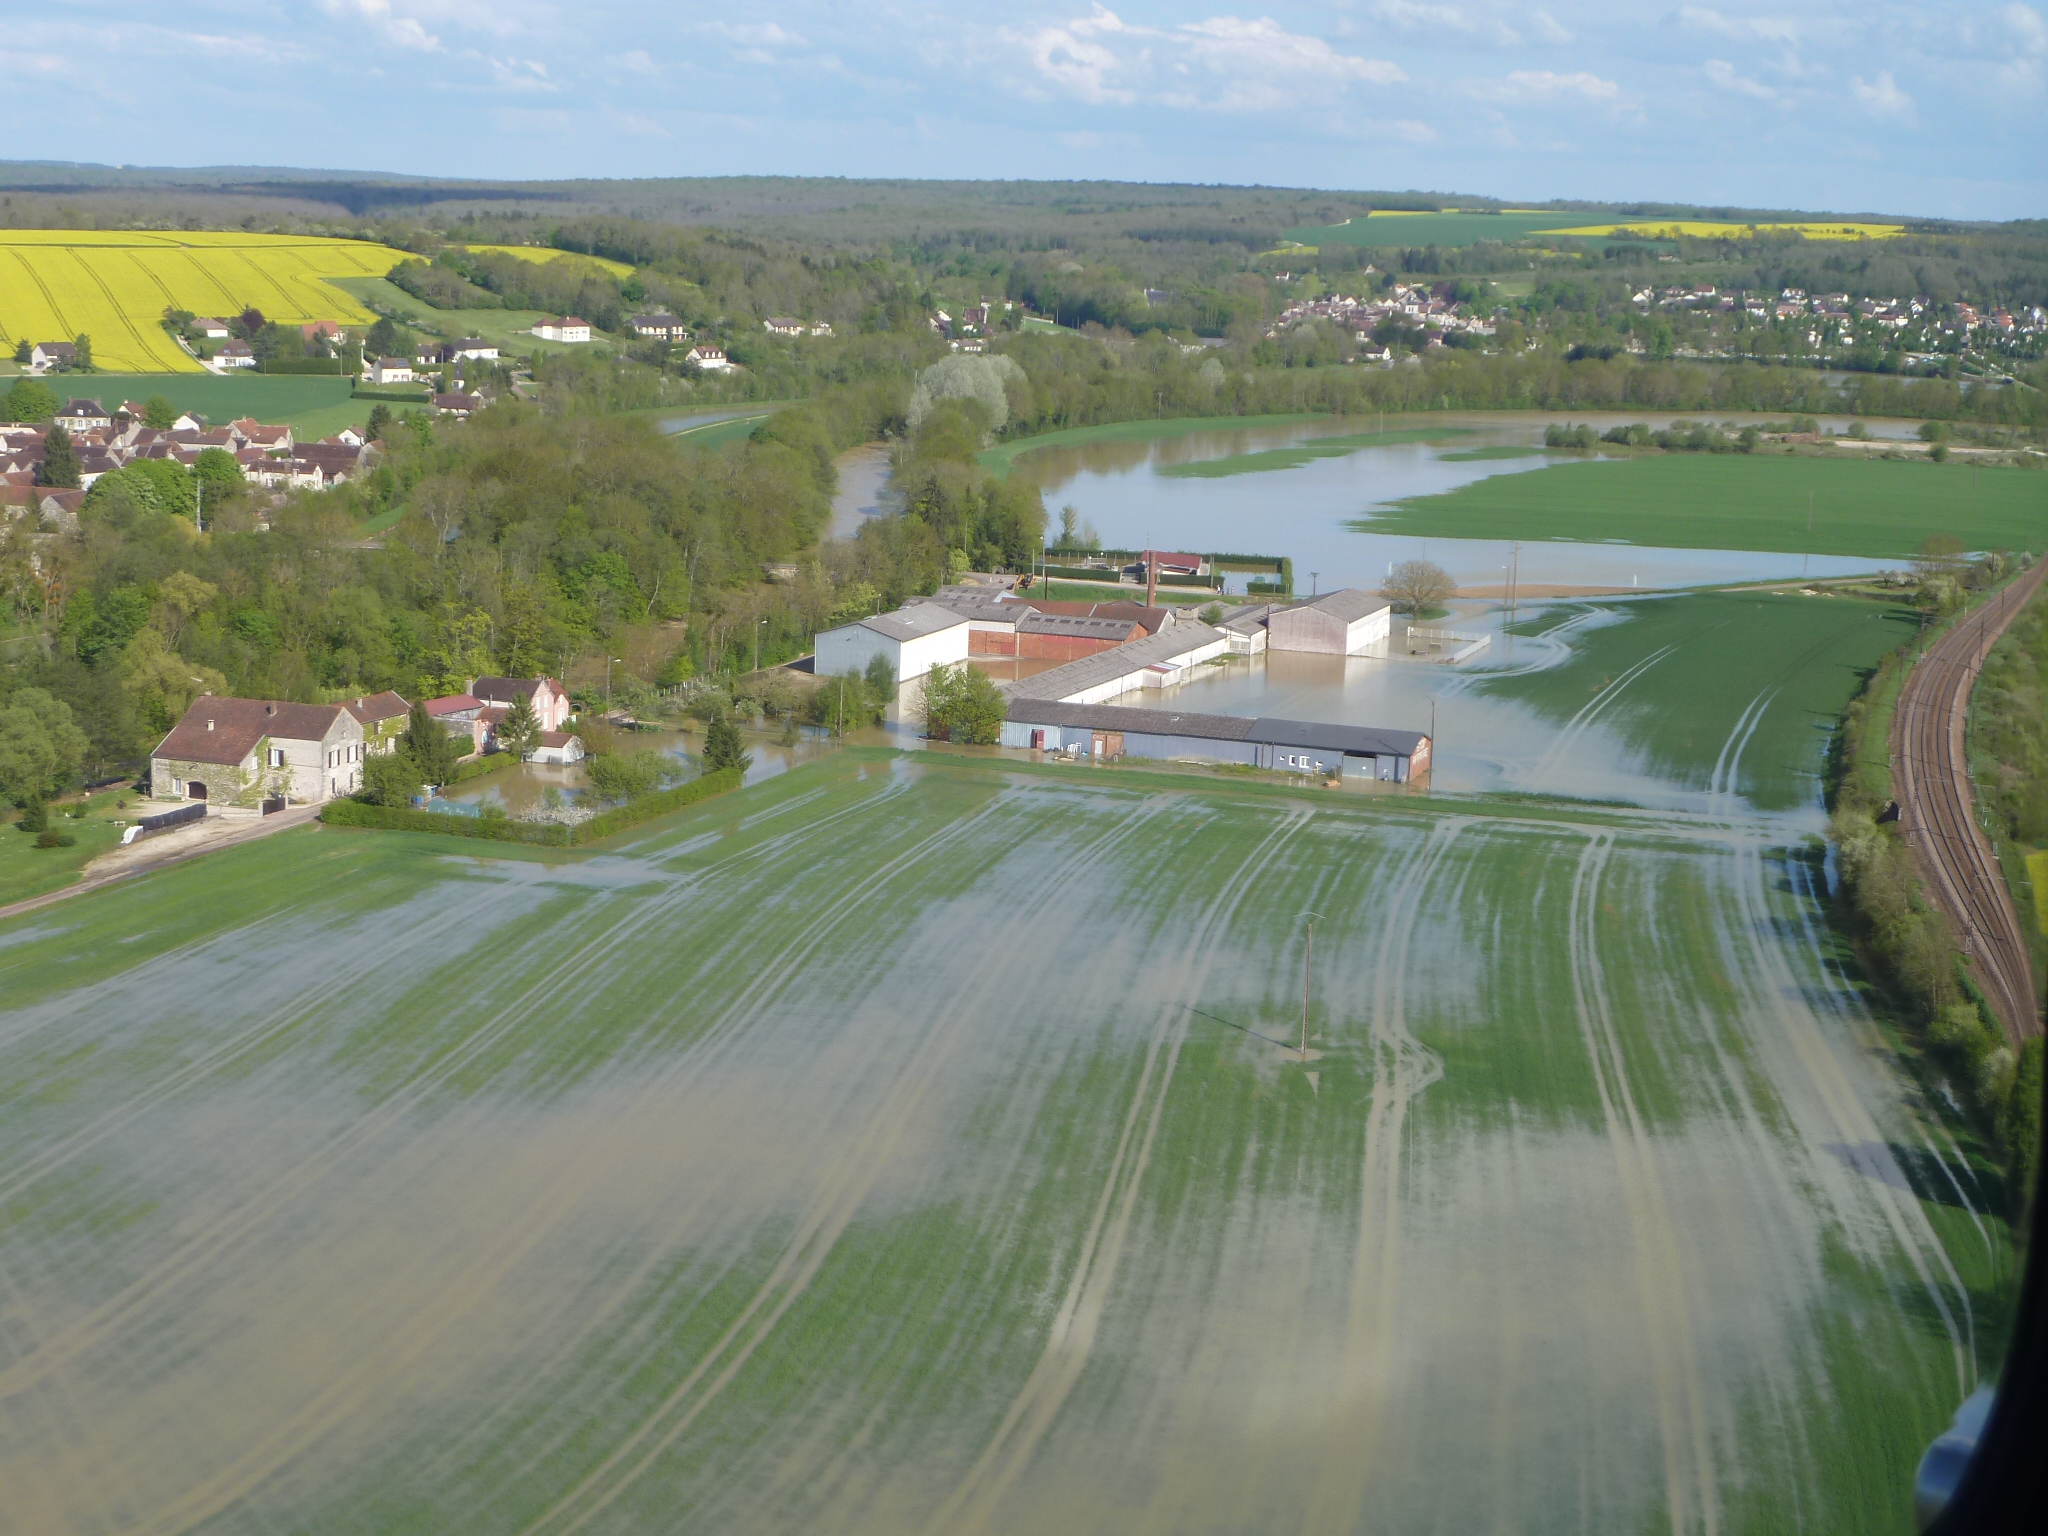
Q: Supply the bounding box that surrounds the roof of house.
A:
[219,341,252,354]
[36,341,75,356]
[344,690,410,724]
[1006,622,1226,701]
[375,356,410,367]
[1010,597,1170,635]
[1283,588,1391,625]
[537,730,579,748]
[153,696,348,765]
[1005,698,1427,757]
[423,693,482,716]
[471,675,558,704]
[478,705,509,727]
[856,606,971,642]
[60,399,108,417]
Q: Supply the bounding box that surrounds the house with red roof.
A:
[150,696,367,806]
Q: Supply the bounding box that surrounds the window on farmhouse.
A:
[268,747,285,768]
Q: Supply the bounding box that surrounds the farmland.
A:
[1366,452,2048,559]
[10,371,366,434]
[453,243,637,279]
[328,275,609,358]
[1157,425,1473,478]
[977,413,1323,477]
[1281,210,1904,249]
[0,740,2007,1534]
[0,231,412,373]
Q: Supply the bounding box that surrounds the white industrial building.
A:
[1265,589,1392,656]
[813,604,971,681]
[1004,623,1231,706]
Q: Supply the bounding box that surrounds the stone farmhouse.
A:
[151,697,369,806]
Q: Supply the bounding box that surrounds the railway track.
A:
[1890,559,2047,1047]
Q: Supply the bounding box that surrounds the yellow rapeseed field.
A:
[1547,219,1905,241]
[0,231,413,373]
[453,243,635,278]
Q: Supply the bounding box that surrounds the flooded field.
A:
[0,728,2008,1533]
[1009,413,1903,592]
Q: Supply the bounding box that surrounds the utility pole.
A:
[1311,570,1320,597]
[754,617,766,676]
[606,656,621,716]
[1298,910,1322,1060]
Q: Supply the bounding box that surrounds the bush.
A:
[919,661,1004,744]
[2001,1039,2043,1212]
[358,751,424,808]
[586,749,676,802]
[33,829,74,848]
[16,797,47,834]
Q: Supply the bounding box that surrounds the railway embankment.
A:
[1830,555,2045,1205]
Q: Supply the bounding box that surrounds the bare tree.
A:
[1381,559,1455,616]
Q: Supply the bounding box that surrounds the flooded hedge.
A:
[320,767,744,847]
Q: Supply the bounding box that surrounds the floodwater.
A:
[1016,413,1893,592]
[829,444,897,540]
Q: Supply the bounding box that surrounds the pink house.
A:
[471,676,571,731]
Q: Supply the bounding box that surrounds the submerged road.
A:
[1891,559,2047,1046]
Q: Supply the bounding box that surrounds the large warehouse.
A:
[1265,589,1392,655]
[1001,699,1431,782]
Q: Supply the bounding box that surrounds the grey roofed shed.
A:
[1006,622,1227,702]
[1291,589,1388,623]
[1004,698,1257,740]
[859,605,970,640]
[1246,718,1428,758]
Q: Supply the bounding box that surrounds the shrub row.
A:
[1828,582,2044,1209]
[319,767,744,848]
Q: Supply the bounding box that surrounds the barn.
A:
[1001,700,1431,782]
[1264,590,1393,656]
[813,604,971,683]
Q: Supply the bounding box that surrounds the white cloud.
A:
[1851,69,1914,119]
[0,49,65,72]
[1675,6,1800,45]
[321,0,441,52]
[486,56,555,91]
[1497,69,1619,100]
[1005,7,1401,111]
[612,49,657,75]
[1995,3,2046,91]
[1703,58,1774,99]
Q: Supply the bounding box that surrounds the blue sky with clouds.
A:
[6,3,2043,218]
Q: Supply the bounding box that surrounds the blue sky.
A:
[6,2,2043,219]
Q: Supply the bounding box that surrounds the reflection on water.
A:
[1018,413,1891,593]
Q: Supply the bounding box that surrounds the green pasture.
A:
[1282,210,1618,248]
[1368,453,2048,559]
[25,372,365,433]
[0,749,2006,1533]
[1158,425,1474,478]
[1483,590,1922,810]
[1437,444,1549,462]
[979,412,1320,477]
[0,790,130,907]
[328,276,592,356]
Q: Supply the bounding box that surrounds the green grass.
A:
[978,412,1320,477]
[0,749,2008,1532]
[1367,452,2048,559]
[1481,590,1924,810]
[1027,579,1222,604]
[2029,852,2048,940]
[29,372,361,431]
[667,413,775,450]
[0,788,133,907]
[1157,425,1474,478]
[328,276,601,357]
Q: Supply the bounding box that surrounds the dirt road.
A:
[0,804,323,924]
[1891,561,2047,1046]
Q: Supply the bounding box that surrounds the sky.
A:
[4,2,2044,219]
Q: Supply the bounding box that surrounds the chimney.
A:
[265,703,276,716]
[206,718,214,731]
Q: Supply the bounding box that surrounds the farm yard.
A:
[1367,452,2048,559]
[0,231,410,373]
[0,738,2007,1534]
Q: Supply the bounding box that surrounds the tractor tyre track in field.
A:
[67,250,170,372]
[1301,815,1465,1535]
[6,249,76,346]
[1565,831,1720,1536]
[1721,839,1974,1399]
[0,776,921,1420]
[1530,641,1678,784]
[512,790,1202,1534]
[919,805,1315,1536]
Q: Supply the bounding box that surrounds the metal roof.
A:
[1006,699,1255,740]
[1006,622,1226,701]
[858,605,971,641]
[1005,698,1426,757]
[1289,588,1390,624]
[1016,613,1141,639]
